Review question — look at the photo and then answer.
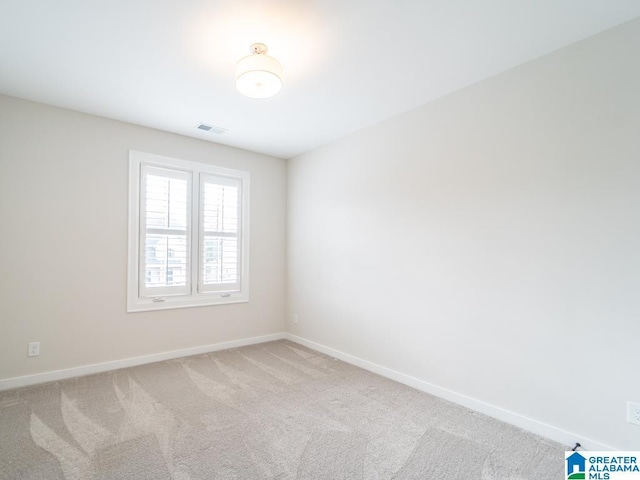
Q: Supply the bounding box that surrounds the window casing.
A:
[128,151,249,312]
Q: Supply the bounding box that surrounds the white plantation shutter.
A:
[128,151,249,312]
[139,165,191,297]
[199,175,241,292]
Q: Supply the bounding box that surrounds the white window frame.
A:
[128,150,250,312]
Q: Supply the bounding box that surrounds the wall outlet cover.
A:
[628,401,640,426]
[28,342,40,357]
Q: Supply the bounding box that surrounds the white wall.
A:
[0,95,287,380]
[288,19,640,450]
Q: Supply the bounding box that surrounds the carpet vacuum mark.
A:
[0,340,563,479]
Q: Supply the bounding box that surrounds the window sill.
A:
[127,293,249,313]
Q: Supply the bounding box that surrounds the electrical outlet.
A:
[628,401,640,426]
[292,313,299,325]
[28,342,40,357]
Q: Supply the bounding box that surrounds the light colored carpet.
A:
[0,340,563,479]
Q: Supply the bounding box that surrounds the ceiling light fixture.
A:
[235,43,282,99]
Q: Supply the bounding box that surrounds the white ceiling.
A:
[1,1,639,159]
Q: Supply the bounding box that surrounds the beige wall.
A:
[288,19,640,449]
[0,95,287,379]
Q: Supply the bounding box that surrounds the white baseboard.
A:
[284,333,616,451]
[0,333,286,391]
[0,330,617,450]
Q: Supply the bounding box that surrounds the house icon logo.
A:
[566,451,586,479]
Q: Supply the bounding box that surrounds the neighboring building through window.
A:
[128,151,249,311]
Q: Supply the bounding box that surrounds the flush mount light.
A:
[235,43,282,99]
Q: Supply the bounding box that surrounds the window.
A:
[128,151,249,311]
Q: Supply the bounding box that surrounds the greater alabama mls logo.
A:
[566,451,640,480]
[566,452,586,479]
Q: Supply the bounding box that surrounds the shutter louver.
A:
[200,175,241,292]
[139,165,191,297]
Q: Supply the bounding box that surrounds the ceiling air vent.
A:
[197,123,227,134]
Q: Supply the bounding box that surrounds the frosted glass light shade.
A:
[235,47,283,99]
